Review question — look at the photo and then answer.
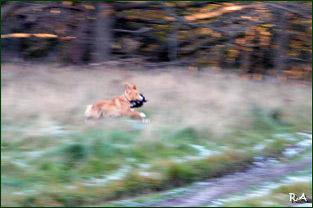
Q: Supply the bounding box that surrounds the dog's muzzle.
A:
[130,93,147,108]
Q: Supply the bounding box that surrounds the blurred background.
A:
[1,1,312,80]
[1,1,312,207]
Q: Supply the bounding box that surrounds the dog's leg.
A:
[124,110,147,122]
[85,105,103,120]
[84,105,93,119]
[139,112,146,118]
[139,112,150,123]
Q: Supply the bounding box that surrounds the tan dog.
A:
[84,84,147,122]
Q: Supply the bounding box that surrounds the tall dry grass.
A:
[1,63,312,140]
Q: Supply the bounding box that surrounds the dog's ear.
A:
[124,83,132,93]
[132,84,137,90]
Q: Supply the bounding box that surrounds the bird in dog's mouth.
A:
[130,93,147,108]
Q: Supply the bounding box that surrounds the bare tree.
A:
[93,2,114,62]
[273,9,289,75]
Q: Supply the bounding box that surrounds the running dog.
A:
[84,83,147,121]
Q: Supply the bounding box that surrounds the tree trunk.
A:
[93,2,114,62]
[168,22,179,61]
[240,48,251,74]
[274,10,288,76]
[68,7,90,64]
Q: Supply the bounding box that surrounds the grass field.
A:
[1,63,312,206]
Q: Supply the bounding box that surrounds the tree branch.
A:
[161,2,224,33]
[182,3,262,21]
[116,16,169,25]
[114,27,152,34]
[41,4,84,12]
[114,2,161,11]
[265,2,311,18]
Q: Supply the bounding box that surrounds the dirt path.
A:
[146,159,312,207]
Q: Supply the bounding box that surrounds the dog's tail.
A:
[84,105,93,119]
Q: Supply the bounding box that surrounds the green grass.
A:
[2,112,311,206]
[1,65,311,206]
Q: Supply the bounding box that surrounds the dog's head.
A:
[124,84,147,108]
